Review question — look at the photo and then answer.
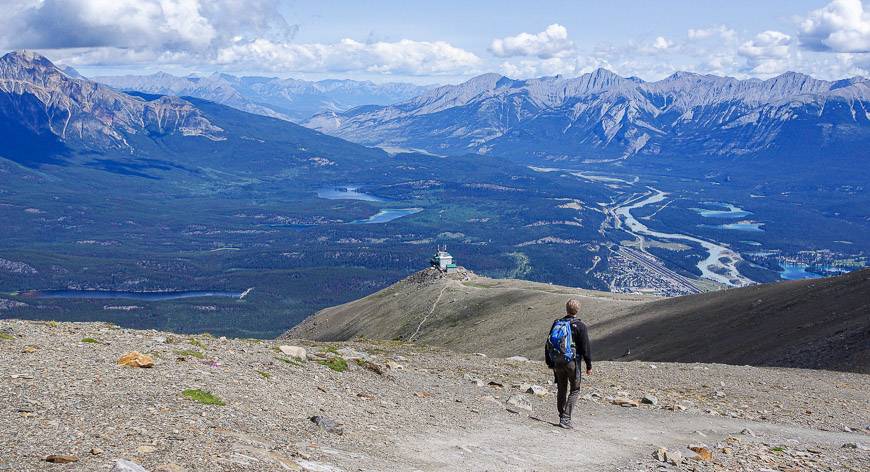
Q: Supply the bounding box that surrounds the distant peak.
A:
[2,50,55,67]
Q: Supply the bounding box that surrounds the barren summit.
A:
[289,267,870,373]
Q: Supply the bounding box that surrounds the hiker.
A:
[545,298,592,429]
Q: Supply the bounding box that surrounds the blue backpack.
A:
[547,319,575,364]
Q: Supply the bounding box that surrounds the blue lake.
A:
[31,290,244,301]
[352,208,422,224]
[779,264,824,281]
[700,222,764,232]
[317,186,386,202]
[692,203,751,218]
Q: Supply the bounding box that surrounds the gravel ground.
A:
[1,319,868,471]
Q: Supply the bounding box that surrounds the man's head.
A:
[566,299,580,317]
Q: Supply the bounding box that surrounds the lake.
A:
[692,203,752,218]
[29,290,245,301]
[317,186,386,202]
[779,264,824,281]
[352,208,423,224]
[701,221,764,232]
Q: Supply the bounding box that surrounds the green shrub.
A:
[81,337,101,344]
[0,332,14,341]
[182,389,224,406]
[274,356,304,367]
[188,338,207,349]
[257,370,271,379]
[175,349,205,359]
[318,356,348,372]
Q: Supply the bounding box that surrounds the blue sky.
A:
[2,0,868,83]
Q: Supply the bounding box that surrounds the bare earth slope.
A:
[287,268,870,373]
[2,319,868,471]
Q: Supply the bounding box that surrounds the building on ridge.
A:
[431,246,457,273]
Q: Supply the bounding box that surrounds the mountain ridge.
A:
[306,68,870,161]
[95,70,433,123]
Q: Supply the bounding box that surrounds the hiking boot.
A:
[559,418,573,429]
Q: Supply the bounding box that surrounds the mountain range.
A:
[306,69,870,162]
[0,50,392,175]
[95,71,432,123]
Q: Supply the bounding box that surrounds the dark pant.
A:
[553,361,581,420]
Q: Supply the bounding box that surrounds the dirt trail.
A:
[409,283,452,342]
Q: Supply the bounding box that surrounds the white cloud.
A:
[798,0,870,53]
[489,24,575,59]
[738,31,793,75]
[687,25,737,41]
[652,36,674,50]
[215,38,481,75]
[0,0,478,76]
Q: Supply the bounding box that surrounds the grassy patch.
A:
[0,332,14,341]
[182,389,224,406]
[322,345,340,355]
[274,356,304,367]
[318,356,348,372]
[175,349,205,359]
[81,337,101,344]
[257,370,271,379]
[46,321,59,328]
[188,338,207,349]
[770,447,786,453]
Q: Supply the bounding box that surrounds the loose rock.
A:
[642,394,658,406]
[45,455,79,464]
[112,459,149,472]
[278,345,307,360]
[310,415,343,435]
[117,352,154,368]
[612,397,639,408]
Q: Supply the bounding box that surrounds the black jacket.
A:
[545,316,592,370]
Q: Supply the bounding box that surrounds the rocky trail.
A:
[1,319,868,471]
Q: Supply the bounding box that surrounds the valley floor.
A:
[1,319,867,471]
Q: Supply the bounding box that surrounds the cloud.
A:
[738,31,793,75]
[652,36,674,50]
[0,0,478,76]
[489,24,575,59]
[215,38,481,75]
[687,25,737,41]
[798,0,870,53]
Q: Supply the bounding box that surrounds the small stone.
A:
[842,442,858,449]
[526,385,548,396]
[689,444,713,461]
[117,352,154,368]
[45,455,78,464]
[310,415,343,435]
[279,345,307,360]
[506,394,533,412]
[740,428,756,437]
[641,395,658,406]
[385,361,403,370]
[137,445,157,454]
[653,447,667,462]
[154,464,186,472]
[22,345,38,353]
[665,450,682,465]
[507,356,529,362]
[112,459,149,472]
[612,397,639,408]
[90,447,103,456]
[474,352,487,357]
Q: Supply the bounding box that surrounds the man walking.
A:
[545,299,592,429]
